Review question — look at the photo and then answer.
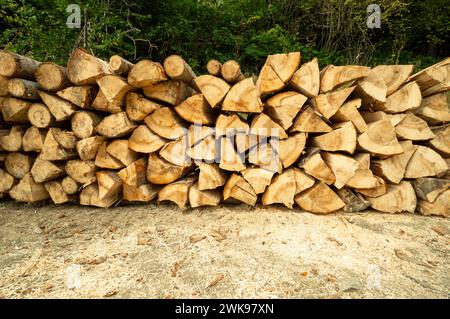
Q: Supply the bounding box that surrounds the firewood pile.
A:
[0,48,448,215]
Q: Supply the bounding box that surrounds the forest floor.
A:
[0,200,448,299]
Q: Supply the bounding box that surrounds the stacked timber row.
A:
[0,48,449,216]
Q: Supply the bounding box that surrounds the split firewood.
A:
[250,113,288,139]
[257,52,301,96]
[4,152,34,178]
[189,134,217,163]
[31,157,65,183]
[76,135,105,161]
[394,112,434,140]
[91,89,123,113]
[355,175,387,198]
[71,111,102,139]
[412,177,450,203]
[97,170,122,200]
[22,126,45,152]
[125,92,162,122]
[428,125,450,156]
[1,97,31,123]
[45,180,71,204]
[295,182,345,213]
[197,163,227,190]
[175,94,217,125]
[109,55,134,75]
[97,75,133,104]
[0,168,16,193]
[336,189,370,212]
[360,110,406,127]
[105,139,138,166]
[322,152,359,189]
[262,168,296,208]
[38,90,76,121]
[158,176,196,209]
[127,59,167,88]
[95,112,137,138]
[241,167,274,194]
[293,168,315,195]
[51,128,78,149]
[159,135,191,167]
[357,119,403,156]
[221,60,245,83]
[8,78,40,100]
[0,126,24,151]
[143,79,193,105]
[299,151,335,185]
[409,59,450,97]
[330,99,368,133]
[66,160,96,185]
[194,75,230,108]
[235,131,258,154]
[320,65,370,93]
[371,64,414,96]
[278,132,306,168]
[61,176,80,195]
[67,48,113,85]
[290,106,332,133]
[289,57,320,98]
[404,145,448,178]
[413,93,450,125]
[264,91,307,130]
[28,103,56,128]
[219,136,246,172]
[0,50,41,79]
[248,141,282,173]
[215,113,249,137]
[354,71,386,106]
[40,128,76,160]
[123,183,160,202]
[95,141,125,169]
[188,182,221,208]
[222,78,262,113]
[373,81,422,113]
[365,181,416,213]
[144,107,187,140]
[35,62,70,91]
[312,86,355,119]
[345,153,379,189]
[128,124,167,153]
[188,124,216,146]
[163,55,197,88]
[313,121,357,154]
[417,189,449,217]
[9,173,49,203]
[56,85,97,108]
[80,183,117,208]
[146,152,192,185]
[206,59,222,76]
[223,173,257,206]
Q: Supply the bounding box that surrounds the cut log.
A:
[241,167,274,194]
[123,183,160,202]
[312,86,355,119]
[215,113,249,137]
[0,75,8,96]
[336,189,370,212]
[290,106,332,133]
[371,64,414,96]
[146,152,192,185]
[374,81,422,113]
[22,126,45,152]
[76,135,105,161]
[299,152,335,185]
[355,175,387,198]
[95,112,137,138]
[320,65,370,93]
[194,75,230,108]
[97,75,133,103]
[0,168,16,193]
[35,62,70,91]
[61,176,80,195]
[223,173,257,206]
[4,152,34,178]
[66,160,96,185]
[189,134,217,163]
[394,112,434,140]
[127,59,167,88]
[345,153,379,189]
[404,145,448,178]
[221,60,244,83]
[357,119,403,156]
[265,91,307,130]
[109,55,134,75]
[0,50,41,79]
[56,85,97,108]
[71,111,102,139]
[330,99,368,133]
[159,135,190,167]
[158,176,196,209]
[125,92,162,122]
[96,170,122,200]
[28,103,55,128]
[45,180,71,204]
[91,89,123,113]
[175,94,217,125]
[278,132,306,168]
[40,128,77,160]
[8,78,40,100]
[289,57,320,98]
[105,139,138,166]
[31,157,65,183]
[219,136,246,172]
[412,177,450,202]
[248,141,282,173]
[1,97,30,123]
[206,59,222,76]
[257,52,301,96]
[417,190,449,217]
[144,107,187,140]
[322,152,359,189]
[38,90,76,121]
[51,128,78,150]
[354,71,386,106]
[250,113,288,139]
[67,48,112,85]
[313,121,357,154]
[95,141,125,169]
[262,168,296,208]
[0,126,24,151]
[428,125,450,156]
[163,55,197,88]
[197,163,227,190]
[294,182,345,213]
[188,182,221,208]
[222,78,262,113]
[80,183,117,208]
[365,181,416,213]
[413,93,450,125]
[128,124,167,153]
[143,79,193,105]
[9,173,49,203]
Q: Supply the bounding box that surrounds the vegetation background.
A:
[1,0,449,74]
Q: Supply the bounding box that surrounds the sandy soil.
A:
[0,200,448,299]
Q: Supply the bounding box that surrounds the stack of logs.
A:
[0,48,449,216]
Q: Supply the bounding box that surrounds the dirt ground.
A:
[0,200,448,299]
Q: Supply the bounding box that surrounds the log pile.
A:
[0,48,449,217]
